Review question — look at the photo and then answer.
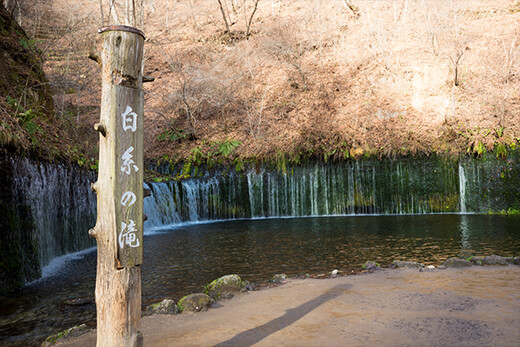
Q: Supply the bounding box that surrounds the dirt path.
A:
[61,267,520,346]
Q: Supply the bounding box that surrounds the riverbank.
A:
[59,266,520,346]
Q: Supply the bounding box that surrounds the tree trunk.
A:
[217,0,231,33]
[90,25,145,347]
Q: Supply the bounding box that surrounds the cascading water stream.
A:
[12,158,97,267]
[143,156,520,231]
[459,162,467,213]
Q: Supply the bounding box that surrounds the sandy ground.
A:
[60,266,520,347]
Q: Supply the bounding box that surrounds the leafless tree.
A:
[216,0,260,38]
[98,0,145,27]
[216,0,232,33]
[501,38,518,84]
[165,51,240,134]
[263,21,309,90]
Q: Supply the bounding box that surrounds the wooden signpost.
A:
[90,25,145,347]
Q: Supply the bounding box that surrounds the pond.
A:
[1,214,519,346]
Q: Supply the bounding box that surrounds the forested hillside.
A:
[4,0,520,166]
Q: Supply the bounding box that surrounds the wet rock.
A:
[42,324,89,346]
[61,297,94,308]
[505,256,520,265]
[242,280,254,291]
[469,256,485,266]
[178,293,213,313]
[270,274,288,284]
[205,274,245,301]
[443,258,472,268]
[144,299,178,316]
[362,261,381,272]
[482,255,508,265]
[470,255,508,266]
[391,261,424,269]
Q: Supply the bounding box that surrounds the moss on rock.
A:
[177,293,213,313]
[204,274,245,301]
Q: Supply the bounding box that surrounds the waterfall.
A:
[11,157,97,269]
[143,156,520,231]
[0,155,97,289]
[143,158,469,229]
[459,162,467,213]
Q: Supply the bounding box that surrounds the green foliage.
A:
[6,96,42,147]
[322,147,336,164]
[233,158,245,172]
[495,143,507,158]
[215,138,242,157]
[18,38,36,51]
[496,208,520,215]
[65,145,98,171]
[467,140,486,157]
[275,151,287,174]
[495,126,504,138]
[157,123,188,143]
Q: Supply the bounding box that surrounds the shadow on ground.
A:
[215,283,352,346]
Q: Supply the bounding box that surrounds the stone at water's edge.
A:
[178,293,213,313]
[391,261,424,269]
[270,274,288,283]
[482,255,508,265]
[470,255,509,266]
[362,261,382,272]
[205,274,245,300]
[144,299,178,316]
[443,258,473,268]
[505,256,520,265]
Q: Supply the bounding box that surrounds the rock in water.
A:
[443,258,472,268]
[178,293,213,313]
[205,274,245,301]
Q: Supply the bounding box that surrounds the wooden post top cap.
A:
[98,25,145,39]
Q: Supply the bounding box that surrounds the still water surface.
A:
[1,214,519,345]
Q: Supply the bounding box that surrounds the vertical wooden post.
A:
[90,25,145,347]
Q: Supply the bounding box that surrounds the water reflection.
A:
[459,215,472,257]
[1,214,519,346]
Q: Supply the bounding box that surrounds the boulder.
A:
[362,261,381,272]
[178,293,213,313]
[443,258,472,268]
[205,274,245,300]
[144,299,178,316]
[270,274,288,284]
[391,261,424,269]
